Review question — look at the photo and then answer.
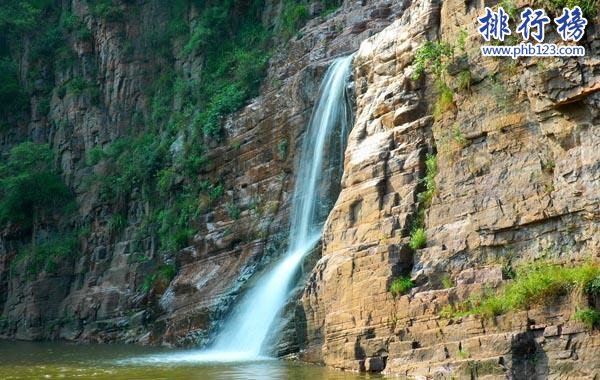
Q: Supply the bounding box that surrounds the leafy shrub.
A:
[12,233,79,278]
[0,0,47,37]
[97,134,166,205]
[409,227,427,250]
[502,261,516,280]
[180,1,271,140]
[67,76,88,96]
[30,27,64,62]
[574,308,600,329]
[276,1,310,40]
[202,181,224,203]
[0,142,72,232]
[37,97,50,116]
[587,275,600,295]
[89,84,101,105]
[140,263,177,293]
[153,192,200,253]
[60,12,80,31]
[411,41,454,81]
[452,124,468,147]
[86,146,104,165]
[456,29,468,52]
[89,0,125,22]
[75,25,93,41]
[0,58,27,117]
[390,276,415,296]
[156,168,176,196]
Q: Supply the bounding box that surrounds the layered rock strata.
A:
[302,0,600,377]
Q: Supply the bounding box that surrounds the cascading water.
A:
[208,55,354,360]
[121,55,353,365]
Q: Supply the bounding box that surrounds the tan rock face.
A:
[302,0,600,376]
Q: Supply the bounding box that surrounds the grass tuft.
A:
[442,262,600,319]
[409,227,427,250]
[390,276,415,296]
[574,308,600,329]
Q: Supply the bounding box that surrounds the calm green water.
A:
[0,341,379,379]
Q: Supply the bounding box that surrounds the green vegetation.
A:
[277,138,289,160]
[433,81,454,119]
[154,195,199,253]
[437,124,469,162]
[88,0,125,22]
[11,232,80,278]
[499,0,517,18]
[452,124,468,147]
[457,348,469,359]
[411,41,456,119]
[418,153,438,208]
[442,262,600,319]
[140,264,177,293]
[181,0,271,140]
[457,70,471,92]
[409,227,426,250]
[490,76,512,110]
[225,202,241,220]
[0,0,86,124]
[276,1,310,40]
[390,276,415,296]
[321,0,343,17]
[456,29,468,52]
[410,41,454,81]
[108,213,127,233]
[0,58,27,118]
[406,153,437,253]
[0,0,330,285]
[0,142,72,234]
[587,274,600,294]
[501,259,516,280]
[574,308,600,329]
[442,275,454,289]
[67,76,87,95]
[542,0,598,17]
[93,134,166,206]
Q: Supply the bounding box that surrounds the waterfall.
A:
[121,55,353,365]
[208,55,354,360]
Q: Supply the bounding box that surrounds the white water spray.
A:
[121,56,353,365]
[209,55,353,358]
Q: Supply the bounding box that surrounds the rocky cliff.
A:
[302,0,600,377]
[0,0,403,349]
[1,0,599,377]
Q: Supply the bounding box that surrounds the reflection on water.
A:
[0,341,382,379]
